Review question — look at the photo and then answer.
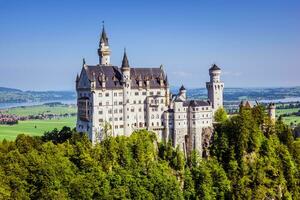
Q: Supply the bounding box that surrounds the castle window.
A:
[127,116,129,119]
[151,115,154,119]
[150,92,153,95]
[109,118,112,121]
[119,101,123,105]
[114,109,118,113]
[127,99,129,103]
[202,107,204,110]
[119,117,123,120]
[133,100,136,104]
[139,100,142,104]
[115,125,118,129]
[142,92,146,95]
[106,101,109,106]
[119,92,123,96]
[193,121,195,125]
[157,122,159,126]
[131,108,134,112]
[161,107,164,111]
[114,101,117,105]
[119,109,123,113]
[193,114,195,118]
[156,114,159,119]
[161,99,163,103]
[99,102,102,106]
[98,110,103,115]
[206,107,208,110]
[105,93,109,97]
[120,125,124,128]
[114,117,118,121]
[99,119,103,122]
[108,109,112,114]
[98,93,102,97]
[135,92,139,96]
[157,91,161,95]
[114,93,117,96]
[139,108,142,112]
[161,122,164,126]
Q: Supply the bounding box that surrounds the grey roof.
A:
[179,85,186,91]
[209,64,221,71]
[83,65,168,89]
[183,100,210,107]
[100,26,109,46]
[121,51,130,69]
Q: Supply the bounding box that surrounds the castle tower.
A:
[179,85,187,100]
[268,103,276,123]
[121,49,131,136]
[206,64,224,113]
[98,23,111,65]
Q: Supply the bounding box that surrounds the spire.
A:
[76,74,80,82]
[82,58,86,66]
[121,48,130,69]
[180,85,186,91]
[100,21,109,46]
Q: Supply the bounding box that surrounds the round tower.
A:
[268,103,276,122]
[98,23,111,65]
[206,64,224,113]
[121,49,131,136]
[179,85,187,100]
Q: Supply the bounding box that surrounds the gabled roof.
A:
[183,100,210,107]
[80,65,168,89]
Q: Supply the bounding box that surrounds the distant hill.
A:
[0,87,76,103]
[0,87,22,93]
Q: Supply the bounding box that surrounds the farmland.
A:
[276,108,300,125]
[0,117,76,141]
[0,104,77,140]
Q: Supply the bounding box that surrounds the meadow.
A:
[0,104,77,140]
[276,108,300,125]
[0,117,76,141]
[3,104,76,116]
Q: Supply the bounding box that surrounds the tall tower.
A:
[121,49,131,136]
[206,64,224,112]
[268,103,276,123]
[98,23,111,65]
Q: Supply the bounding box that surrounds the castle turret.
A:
[121,49,131,136]
[98,23,111,65]
[268,103,276,123]
[206,64,224,113]
[179,85,187,100]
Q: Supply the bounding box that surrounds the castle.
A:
[76,25,224,156]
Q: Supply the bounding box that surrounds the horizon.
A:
[0,0,299,90]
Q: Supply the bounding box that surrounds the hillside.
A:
[0,106,299,199]
[0,87,76,103]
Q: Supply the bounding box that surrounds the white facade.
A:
[76,26,224,156]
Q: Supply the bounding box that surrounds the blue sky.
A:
[0,0,299,91]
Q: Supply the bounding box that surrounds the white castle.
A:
[76,25,224,156]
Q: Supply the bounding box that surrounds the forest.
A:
[0,105,299,199]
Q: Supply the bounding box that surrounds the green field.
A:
[0,117,76,141]
[2,104,76,116]
[276,108,300,125]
